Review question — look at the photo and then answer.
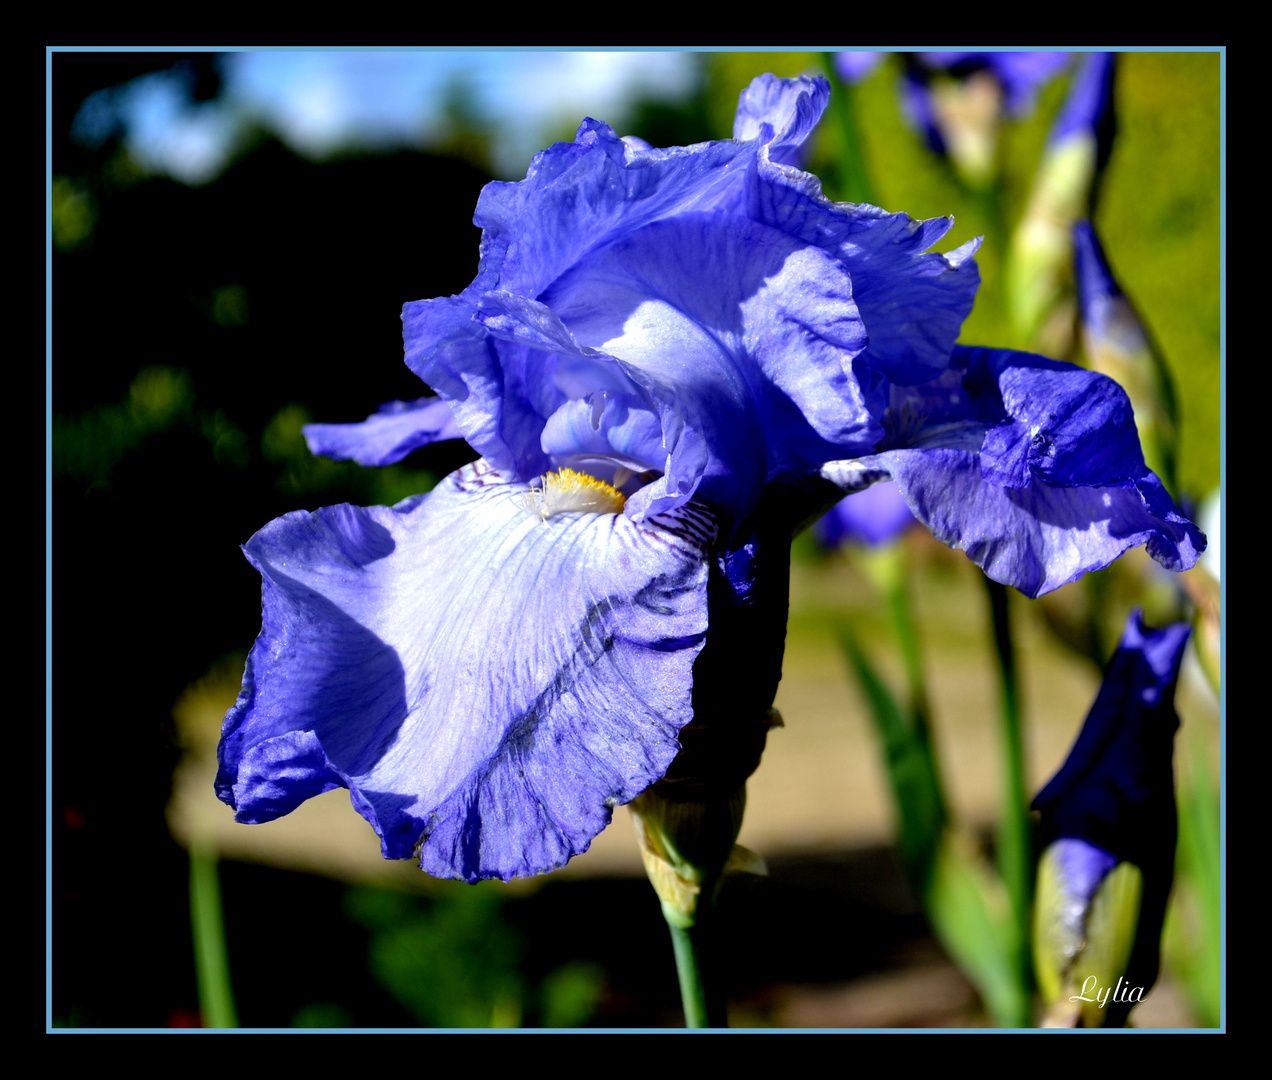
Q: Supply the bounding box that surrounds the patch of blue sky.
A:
[72,51,701,185]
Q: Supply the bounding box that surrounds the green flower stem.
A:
[630,786,751,1029]
[1173,725,1221,1026]
[984,578,1033,1017]
[189,839,238,1029]
[665,910,726,1029]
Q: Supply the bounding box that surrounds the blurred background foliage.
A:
[50,50,1220,1028]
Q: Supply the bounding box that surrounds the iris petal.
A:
[732,73,830,165]
[859,448,1200,596]
[217,460,714,882]
[469,118,757,301]
[540,393,666,479]
[822,346,1204,596]
[401,295,540,478]
[303,396,462,466]
[743,159,982,386]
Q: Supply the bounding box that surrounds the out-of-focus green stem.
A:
[821,52,878,206]
[879,547,931,727]
[189,839,238,1029]
[1173,724,1221,1026]
[984,578,1032,1018]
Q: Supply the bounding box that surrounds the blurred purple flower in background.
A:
[922,53,1072,115]
[836,52,1072,168]
[834,52,886,84]
[815,481,915,549]
[902,52,1072,155]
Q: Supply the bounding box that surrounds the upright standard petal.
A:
[742,157,982,386]
[217,460,714,882]
[403,75,979,522]
[466,118,758,304]
[402,294,550,480]
[534,211,879,518]
[732,73,830,166]
[822,346,1204,596]
[401,119,758,482]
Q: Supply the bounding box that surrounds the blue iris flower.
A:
[216,75,1203,884]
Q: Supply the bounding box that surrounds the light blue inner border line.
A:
[44,41,1226,1038]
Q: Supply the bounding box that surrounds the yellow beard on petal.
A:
[523,468,627,519]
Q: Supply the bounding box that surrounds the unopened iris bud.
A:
[1074,219,1179,493]
[1034,838,1145,1027]
[1009,52,1116,349]
[1031,610,1189,1027]
[629,783,764,929]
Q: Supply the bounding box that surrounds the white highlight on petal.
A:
[523,467,627,519]
[821,459,891,494]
